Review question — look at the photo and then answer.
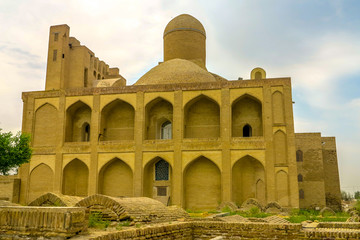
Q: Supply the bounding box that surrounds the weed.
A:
[88,212,110,229]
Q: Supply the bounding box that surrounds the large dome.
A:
[134,59,217,85]
[164,14,206,37]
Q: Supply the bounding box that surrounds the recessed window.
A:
[298,174,303,182]
[82,123,90,142]
[299,189,305,199]
[161,121,172,139]
[54,32,59,41]
[53,49,57,61]
[296,150,303,162]
[155,159,169,181]
[243,124,252,137]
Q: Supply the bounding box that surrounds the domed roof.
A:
[134,59,217,85]
[164,14,206,37]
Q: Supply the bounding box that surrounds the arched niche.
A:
[184,156,221,210]
[232,155,265,205]
[100,99,135,141]
[145,98,173,140]
[62,159,89,196]
[274,130,287,164]
[65,101,91,142]
[33,103,58,146]
[29,163,54,202]
[232,95,263,137]
[99,158,133,197]
[272,91,285,124]
[184,95,220,138]
[275,170,289,206]
[143,157,172,206]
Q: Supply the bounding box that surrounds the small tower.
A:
[45,24,70,90]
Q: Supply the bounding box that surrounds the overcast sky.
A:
[0,0,359,193]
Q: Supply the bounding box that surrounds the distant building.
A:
[18,14,341,210]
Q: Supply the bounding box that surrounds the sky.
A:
[0,0,359,193]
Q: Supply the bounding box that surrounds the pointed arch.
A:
[143,157,172,205]
[275,170,289,206]
[184,156,221,210]
[100,99,135,141]
[29,163,54,202]
[98,158,133,197]
[65,101,92,142]
[184,94,220,138]
[232,155,265,205]
[274,130,287,164]
[272,91,285,124]
[62,159,89,196]
[145,97,173,140]
[232,94,263,137]
[33,103,58,146]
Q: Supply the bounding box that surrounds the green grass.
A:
[233,207,272,218]
[88,212,110,229]
[285,209,350,223]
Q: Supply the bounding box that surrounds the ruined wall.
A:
[295,133,326,209]
[321,137,342,210]
[0,175,20,203]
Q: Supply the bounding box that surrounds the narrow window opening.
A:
[298,174,303,182]
[97,74,101,80]
[54,32,59,41]
[296,150,303,162]
[155,159,169,181]
[62,54,65,58]
[82,123,90,142]
[299,189,305,199]
[53,49,57,61]
[161,121,172,139]
[243,124,252,137]
[84,68,88,87]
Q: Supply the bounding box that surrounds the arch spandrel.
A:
[34,102,58,113]
[100,98,135,113]
[182,152,222,172]
[229,88,263,106]
[62,155,91,170]
[29,155,56,173]
[182,91,221,108]
[142,152,174,169]
[100,94,136,110]
[98,153,135,172]
[34,98,59,112]
[144,92,174,107]
[65,97,93,110]
[231,151,265,169]
[231,154,265,170]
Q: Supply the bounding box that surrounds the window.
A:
[161,121,172,139]
[53,49,57,61]
[54,32,59,41]
[243,124,252,137]
[84,68,88,87]
[93,71,96,77]
[299,189,305,199]
[97,74,101,80]
[296,150,303,162]
[82,123,90,142]
[155,159,169,181]
[298,174,303,182]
